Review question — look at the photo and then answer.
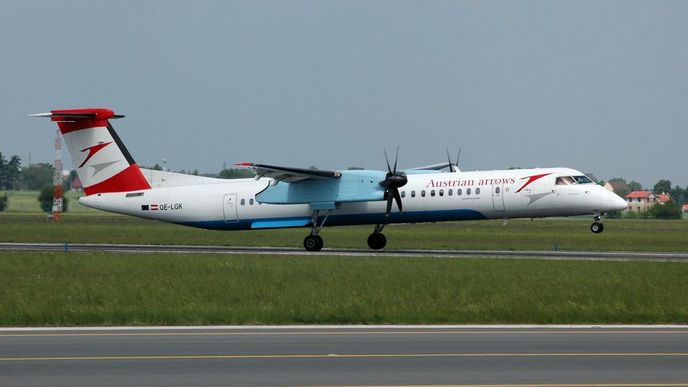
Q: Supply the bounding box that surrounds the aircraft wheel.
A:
[590,222,604,234]
[304,235,323,251]
[367,233,387,250]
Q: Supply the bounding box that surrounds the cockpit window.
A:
[556,175,594,185]
[556,176,576,185]
[573,175,593,184]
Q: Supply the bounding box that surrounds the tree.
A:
[670,185,687,206]
[653,179,672,194]
[218,168,255,179]
[0,152,22,190]
[63,170,79,192]
[20,163,54,190]
[647,199,681,220]
[0,193,7,211]
[38,187,69,213]
[628,180,643,192]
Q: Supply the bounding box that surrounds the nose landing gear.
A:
[590,213,604,234]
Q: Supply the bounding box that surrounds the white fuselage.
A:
[79,167,628,231]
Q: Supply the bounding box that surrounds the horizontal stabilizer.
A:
[29,108,124,122]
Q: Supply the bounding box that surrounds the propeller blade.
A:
[385,191,394,216]
[393,188,403,212]
[392,146,399,174]
[446,148,455,173]
[455,148,462,169]
[384,149,392,173]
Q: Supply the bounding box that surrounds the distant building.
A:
[625,191,661,213]
[682,204,688,218]
[70,176,83,192]
[603,180,630,194]
[657,193,671,204]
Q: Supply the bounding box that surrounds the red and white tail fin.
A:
[31,108,151,195]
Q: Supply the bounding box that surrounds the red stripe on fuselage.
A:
[83,163,151,195]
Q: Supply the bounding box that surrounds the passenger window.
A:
[401,191,406,198]
[431,190,436,197]
[421,190,426,197]
[448,189,453,196]
[439,189,444,196]
[240,199,245,206]
[476,188,480,195]
[457,189,462,196]
[411,190,416,198]
[467,188,471,195]
[495,187,500,194]
[249,199,254,205]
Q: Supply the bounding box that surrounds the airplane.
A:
[31,108,628,251]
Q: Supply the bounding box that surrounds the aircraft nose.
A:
[610,194,628,211]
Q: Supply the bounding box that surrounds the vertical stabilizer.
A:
[31,108,151,195]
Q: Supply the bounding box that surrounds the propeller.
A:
[380,147,408,216]
[446,148,461,172]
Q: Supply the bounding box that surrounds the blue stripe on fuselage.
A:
[177,209,487,231]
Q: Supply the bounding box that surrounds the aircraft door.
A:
[223,194,239,222]
[492,185,505,211]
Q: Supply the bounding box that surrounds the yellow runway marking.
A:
[1,352,688,362]
[2,330,688,338]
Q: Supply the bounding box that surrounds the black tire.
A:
[590,222,604,234]
[367,233,387,250]
[304,235,324,251]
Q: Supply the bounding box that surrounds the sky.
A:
[1,0,686,188]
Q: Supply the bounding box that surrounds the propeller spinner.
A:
[380,147,408,216]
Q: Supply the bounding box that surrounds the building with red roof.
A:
[657,194,671,204]
[625,191,661,213]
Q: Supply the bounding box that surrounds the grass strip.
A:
[1,213,688,252]
[0,251,686,326]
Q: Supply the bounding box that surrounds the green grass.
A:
[2,190,98,213]
[0,251,686,326]
[1,212,687,252]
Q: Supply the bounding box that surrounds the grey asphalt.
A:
[1,326,688,386]
[2,242,688,261]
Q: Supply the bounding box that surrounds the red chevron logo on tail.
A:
[79,142,113,168]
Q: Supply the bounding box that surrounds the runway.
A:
[1,326,688,386]
[2,242,688,261]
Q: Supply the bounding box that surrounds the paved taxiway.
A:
[1,326,688,386]
[2,242,688,261]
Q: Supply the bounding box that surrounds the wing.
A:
[236,162,342,183]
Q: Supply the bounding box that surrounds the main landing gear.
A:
[590,213,604,234]
[367,224,387,250]
[303,210,331,252]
